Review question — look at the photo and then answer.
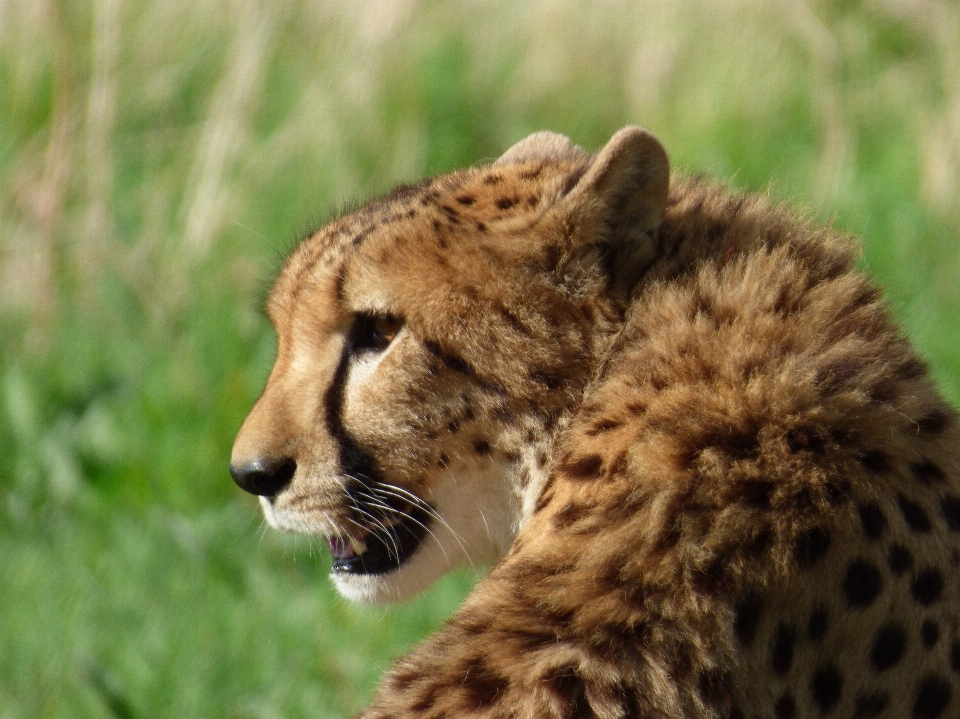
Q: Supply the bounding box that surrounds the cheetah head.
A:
[230,126,669,603]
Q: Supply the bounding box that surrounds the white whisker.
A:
[367,480,477,572]
[356,491,453,566]
[349,502,402,560]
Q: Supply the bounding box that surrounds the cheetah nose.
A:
[229,457,296,497]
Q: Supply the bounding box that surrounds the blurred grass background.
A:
[2,0,959,716]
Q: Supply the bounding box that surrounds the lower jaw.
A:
[329,539,445,605]
[330,512,429,576]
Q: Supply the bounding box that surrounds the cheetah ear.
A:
[563,126,670,297]
[494,131,588,166]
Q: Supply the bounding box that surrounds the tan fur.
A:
[232,127,960,717]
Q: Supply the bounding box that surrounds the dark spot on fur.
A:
[495,196,517,211]
[474,439,492,456]
[771,623,796,675]
[818,356,865,389]
[424,341,479,379]
[447,419,460,433]
[389,666,419,690]
[774,693,797,719]
[912,460,946,485]
[437,453,449,469]
[561,454,604,480]
[461,659,509,710]
[745,526,773,557]
[917,409,952,435]
[537,452,548,467]
[475,221,487,232]
[738,480,775,509]
[867,379,899,404]
[531,369,562,390]
[810,665,843,713]
[534,483,554,513]
[830,427,859,445]
[697,669,733,709]
[455,194,475,206]
[913,676,951,719]
[542,665,593,719]
[823,479,851,506]
[888,544,914,574]
[922,620,940,648]
[859,450,892,474]
[518,165,544,180]
[854,692,889,718]
[350,228,371,246]
[586,418,623,436]
[899,495,933,533]
[458,617,489,636]
[540,242,562,272]
[903,357,929,379]
[483,173,503,185]
[843,559,883,607]
[611,680,646,718]
[655,522,682,554]
[554,503,592,530]
[941,496,960,531]
[871,623,907,671]
[786,428,826,454]
[691,551,734,595]
[794,526,832,568]
[808,606,829,641]
[858,502,887,540]
[409,684,439,713]
[733,594,764,647]
[912,569,944,606]
[423,339,443,356]
[705,426,760,459]
[951,642,960,673]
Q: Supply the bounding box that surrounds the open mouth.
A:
[326,504,431,575]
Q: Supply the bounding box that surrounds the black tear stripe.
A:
[322,333,433,574]
[323,336,380,488]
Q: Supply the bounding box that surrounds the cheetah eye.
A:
[351,313,404,354]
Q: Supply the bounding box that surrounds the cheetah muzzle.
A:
[231,126,960,718]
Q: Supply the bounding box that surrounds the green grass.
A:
[2,1,959,716]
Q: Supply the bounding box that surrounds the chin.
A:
[330,531,463,604]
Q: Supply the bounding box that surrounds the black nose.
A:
[230,457,296,497]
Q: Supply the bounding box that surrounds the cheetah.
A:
[230,126,960,718]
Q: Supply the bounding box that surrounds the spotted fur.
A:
[231,127,960,718]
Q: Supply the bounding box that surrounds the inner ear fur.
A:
[561,126,670,298]
[494,131,588,166]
